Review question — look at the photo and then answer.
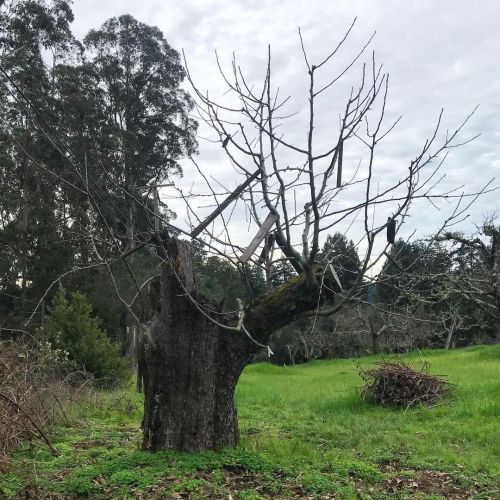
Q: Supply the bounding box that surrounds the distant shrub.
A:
[39,289,129,387]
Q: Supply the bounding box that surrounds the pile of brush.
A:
[360,360,451,408]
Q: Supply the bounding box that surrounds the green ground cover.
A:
[1,345,499,499]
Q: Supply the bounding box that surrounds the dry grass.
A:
[0,340,95,471]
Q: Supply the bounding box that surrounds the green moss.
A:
[326,458,384,483]
[173,478,206,492]
[237,490,267,500]
[0,472,25,498]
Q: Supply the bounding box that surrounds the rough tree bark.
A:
[138,238,327,452]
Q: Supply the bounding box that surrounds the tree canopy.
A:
[0,2,197,337]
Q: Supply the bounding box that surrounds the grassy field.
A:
[1,345,499,499]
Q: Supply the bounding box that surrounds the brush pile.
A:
[360,360,451,408]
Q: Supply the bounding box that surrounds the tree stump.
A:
[138,238,326,452]
[139,239,251,451]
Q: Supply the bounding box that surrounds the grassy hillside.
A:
[1,345,499,499]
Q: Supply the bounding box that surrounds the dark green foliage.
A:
[0,3,197,352]
[39,288,129,386]
[193,241,266,310]
[82,14,197,240]
[376,238,451,306]
[319,232,361,289]
[0,0,78,327]
[198,256,246,310]
[269,260,296,289]
[376,236,497,346]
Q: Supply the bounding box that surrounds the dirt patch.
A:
[380,462,491,499]
[73,438,111,449]
[16,486,68,499]
[133,465,312,499]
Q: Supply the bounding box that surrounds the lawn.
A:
[1,345,499,499]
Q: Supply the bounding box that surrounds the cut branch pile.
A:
[360,360,451,408]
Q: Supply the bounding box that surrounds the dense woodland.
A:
[0,1,194,346]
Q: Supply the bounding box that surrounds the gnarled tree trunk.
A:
[138,238,326,452]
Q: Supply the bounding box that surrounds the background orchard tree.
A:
[440,216,500,325]
[374,221,500,350]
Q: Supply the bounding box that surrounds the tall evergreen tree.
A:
[0,0,76,326]
[83,15,197,246]
[377,239,451,306]
[0,7,198,343]
[320,232,361,289]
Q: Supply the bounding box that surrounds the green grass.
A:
[1,345,499,498]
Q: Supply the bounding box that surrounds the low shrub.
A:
[38,288,129,387]
[0,339,94,471]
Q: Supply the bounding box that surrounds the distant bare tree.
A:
[440,216,500,324]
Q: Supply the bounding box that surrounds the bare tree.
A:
[133,23,494,452]
[439,216,500,325]
[5,21,493,452]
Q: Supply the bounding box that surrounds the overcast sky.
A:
[71,0,500,261]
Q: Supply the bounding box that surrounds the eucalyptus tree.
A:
[0,0,76,323]
[70,15,199,351]
[0,8,199,344]
[83,15,197,247]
